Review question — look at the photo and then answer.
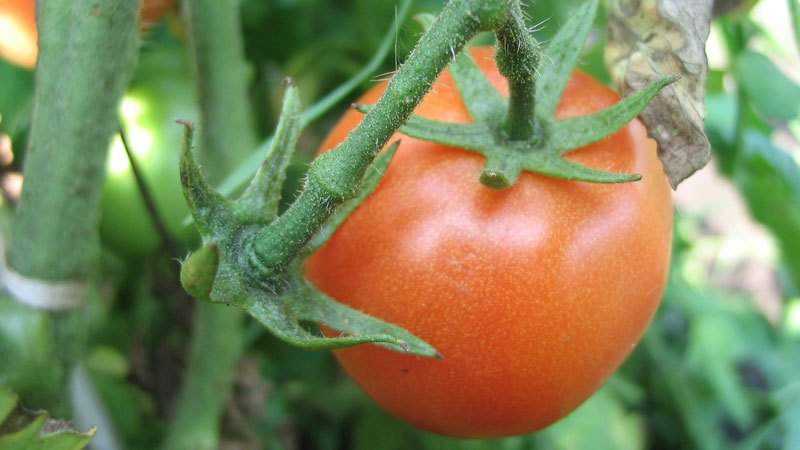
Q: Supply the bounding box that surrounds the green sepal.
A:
[379,0,675,189]
[550,75,679,154]
[398,113,496,151]
[480,151,523,188]
[535,0,599,119]
[179,99,438,357]
[236,81,303,223]
[179,122,235,239]
[450,50,506,128]
[0,386,94,450]
[522,150,642,183]
[246,269,438,356]
[190,218,437,356]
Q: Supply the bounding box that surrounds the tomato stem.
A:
[248,0,506,278]
[495,1,540,141]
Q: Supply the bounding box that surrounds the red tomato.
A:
[306,47,673,437]
[0,0,37,68]
[0,0,174,69]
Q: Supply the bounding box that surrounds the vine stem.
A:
[5,0,139,417]
[249,0,509,276]
[162,0,251,448]
[495,1,539,141]
[8,1,139,281]
[184,0,257,184]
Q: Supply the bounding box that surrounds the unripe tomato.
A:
[0,0,174,69]
[306,47,673,437]
[100,46,197,257]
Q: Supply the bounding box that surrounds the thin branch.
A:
[117,124,180,257]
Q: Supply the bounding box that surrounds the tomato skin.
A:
[0,0,37,68]
[0,0,175,69]
[305,47,673,437]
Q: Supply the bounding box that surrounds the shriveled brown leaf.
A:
[606,0,713,188]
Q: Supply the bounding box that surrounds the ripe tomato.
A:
[305,47,673,437]
[0,0,174,69]
[0,0,37,68]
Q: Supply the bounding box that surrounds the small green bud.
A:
[180,244,219,300]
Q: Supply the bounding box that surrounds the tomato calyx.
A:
[178,84,437,357]
[364,0,677,189]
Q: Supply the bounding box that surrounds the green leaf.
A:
[306,142,399,254]
[685,316,754,428]
[535,0,599,119]
[774,382,800,450]
[550,75,678,154]
[236,82,303,223]
[733,130,800,288]
[735,50,800,121]
[450,51,507,127]
[0,386,94,450]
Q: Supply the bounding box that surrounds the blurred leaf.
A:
[89,370,161,450]
[735,50,800,121]
[685,316,753,428]
[85,346,129,379]
[0,60,34,140]
[0,298,62,408]
[733,130,800,289]
[352,407,417,450]
[534,387,645,450]
[775,382,800,450]
[0,386,94,450]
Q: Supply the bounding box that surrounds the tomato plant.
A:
[305,47,673,437]
[0,0,174,68]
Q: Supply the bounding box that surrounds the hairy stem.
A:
[163,0,250,448]
[495,1,539,141]
[250,0,505,276]
[184,0,257,184]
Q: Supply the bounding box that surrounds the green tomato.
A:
[100,43,198,257]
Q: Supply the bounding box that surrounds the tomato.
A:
[0,0,175,69]
[305,47,673,437]
[100,44,197,257]
[0,0,37,68]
